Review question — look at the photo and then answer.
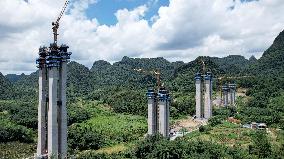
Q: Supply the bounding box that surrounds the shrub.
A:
[199,125,211,133]
[0,116,34,143]
[208,116,223,127]
[68,123,105,150]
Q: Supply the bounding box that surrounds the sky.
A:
[0,0,284,75]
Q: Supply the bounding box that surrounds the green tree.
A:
[250,131,272,158]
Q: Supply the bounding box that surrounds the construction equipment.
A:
[216,76,252,101]
[52,0,69,45]
[154,70,161,89]
[200,59,206,75]
[134,68,162,89]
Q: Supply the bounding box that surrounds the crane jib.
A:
[56,0,69,24]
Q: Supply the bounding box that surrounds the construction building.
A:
[195,72,213,120]
[146,87,170,138]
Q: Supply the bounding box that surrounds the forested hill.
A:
[0,57,181,100]
[90,56,184,90]
[113,56,183,79]
[0,72,14,99]
[170,56,224,92]
[0,54,255,118]
[251,30,284,75]
[211,55,254,75]
[1,55,254,100]
[67,61,92,97]
[5,73,26,83]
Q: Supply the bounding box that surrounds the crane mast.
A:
[154,70,161,89]
[200,59,206,75]
[52,0,69,46]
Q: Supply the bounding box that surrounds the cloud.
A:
[152,0,284,54]
[0,0,284,74]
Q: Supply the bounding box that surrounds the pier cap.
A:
[36,44,72,68]
[205,72,213,80]
[158,87,169,101]
[222,85,229,91]
[228,83,236,89]
[195,72,202,80]
[146,88,156,98]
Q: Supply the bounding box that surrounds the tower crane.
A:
[154,70,161,89]
[134,68,162,90]
[52,0,69,46]
[200,59,206,75]
[216,75,253,100]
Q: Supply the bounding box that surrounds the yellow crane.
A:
[134,68,162,90]
[52,0,69,45]
[200,59,206,75]
[216,75,253,99]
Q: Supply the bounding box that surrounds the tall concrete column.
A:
[229,84,236,106]
[204,73,212,119]
[37,67,48,157]
[195,73,202,119]
[233,86,236,104]
[222,85,227,107]
[48,67,59,158]
[158,88,169,138]
[146,88,157,135]
[229,84,233,105]
[58,62,67,158]
[228,89,231,105]
[166,95,170,135]
[224,85,229,107]
[222,87,225,105]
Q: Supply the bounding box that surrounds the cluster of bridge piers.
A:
[222,83,237,106]
[36,51,238,155]
[146,71,238,137]
[195,72,213,120]
[147,87,171,138]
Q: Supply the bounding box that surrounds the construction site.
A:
[35,1,71,158]
[33,1,241,157]
[0,0,281,159]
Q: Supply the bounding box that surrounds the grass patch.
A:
[68,113,147,152]
[96,143,130,154]
[0,142,35,159]
[86,114,147,144]
[185,121,255,147]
